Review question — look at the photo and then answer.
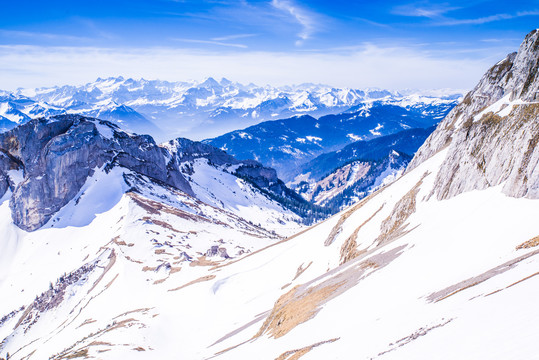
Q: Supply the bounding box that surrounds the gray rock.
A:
[0,151,21,198]
[408,29,539,201]
[0,115,193,231]
[205,245,230,259]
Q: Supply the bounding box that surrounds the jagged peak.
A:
[198,77,221,88]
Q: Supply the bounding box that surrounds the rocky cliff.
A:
[0,115,193,231]
[409,29,539,200]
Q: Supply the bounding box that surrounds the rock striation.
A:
[409,29,539,200]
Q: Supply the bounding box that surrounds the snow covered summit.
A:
[2,79,461,141]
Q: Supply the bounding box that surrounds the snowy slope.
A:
[2,127,538,359]
[0,167,287,359]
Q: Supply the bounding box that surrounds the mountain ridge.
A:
[204,102,454,182]
[0,114,308,233]
[1,78,461,141]
[409,29,539,200]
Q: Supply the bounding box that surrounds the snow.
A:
[95,121,115,139]
[472,93,513,123]
[346,133,363,141]
[369,123,384,136]
[1,138,539,359]
[6,169,24,187]
[45,166,128,228]
[4,76,539,360]
[182,158,303,236]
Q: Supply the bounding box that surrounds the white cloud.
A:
[437,10,539,25]
[0,44,496,91]
[211,33,256,41]
[270,0,316,46]
[0,29,93,42]
[392,4,460,18]
[172,38,248,48]
[393,5,539,26]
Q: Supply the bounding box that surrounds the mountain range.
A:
[204,102,453,181]
[0,78,460,213]
[1,28,538,360]
[1,78,460,141]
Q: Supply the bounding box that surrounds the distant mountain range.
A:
[1,77,461,141]
[204,102,455,182]
[0,77,460,212]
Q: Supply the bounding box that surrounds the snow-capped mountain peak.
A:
[1,77,462,141]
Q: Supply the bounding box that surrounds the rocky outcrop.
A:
[408,29,539,200]
[0,151,20,198]
[0,115,193,231]
[408,51,518,171]
[165,137,240,166]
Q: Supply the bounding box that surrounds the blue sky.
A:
[1,0,538,90]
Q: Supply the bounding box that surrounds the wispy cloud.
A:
[171,38,248,48]
[392,3,460,19]
[0,29,92,42]
[270,0,317,46]
[480,37,522,43]
[350,17,392,29]
[393,3,539,26]
[211,33,256,41]
[437,10,539,25]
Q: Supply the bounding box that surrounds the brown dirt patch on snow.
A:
[275,338,340,360]
[376,173,428,246]
[190,256,221,267]
[168,275,216,292]
[516,235,539,250]
[428,248,539,302]
[340,204,384,265]
[255,245,406,339]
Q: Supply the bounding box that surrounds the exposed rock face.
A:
[0,152,20,198]
[205,245,230,259]
[409,29,539,200]
[0,115,193,231]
